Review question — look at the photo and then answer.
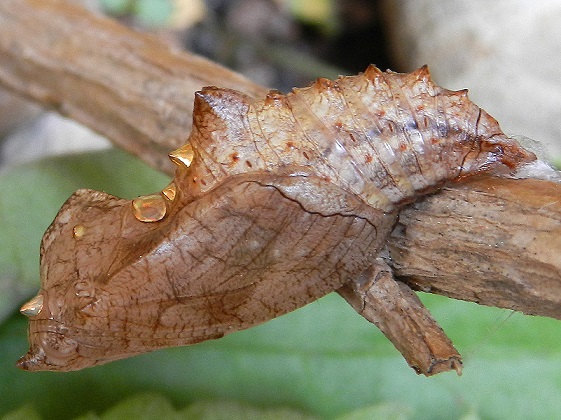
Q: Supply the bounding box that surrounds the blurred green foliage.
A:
[100,0,173,26]
[0,149,169,322]
[1,150,561,419]
[99,0,337,31]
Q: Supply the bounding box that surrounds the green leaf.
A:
[181,399,316,419]
[1,405,41,420]
[76,393,178,420]
[336,402,411,420]
[3,293,561,419]
[0,149,169,323]
[74,393,316,420]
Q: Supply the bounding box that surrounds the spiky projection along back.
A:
[182,65,535,210]
[18,66,535,372]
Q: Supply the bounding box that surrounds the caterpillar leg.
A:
[338,259,462,376]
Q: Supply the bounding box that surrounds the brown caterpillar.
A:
[18,66,536,373]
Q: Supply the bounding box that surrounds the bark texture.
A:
[390,176,561,319]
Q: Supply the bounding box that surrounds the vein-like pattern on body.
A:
[182,65,535,211]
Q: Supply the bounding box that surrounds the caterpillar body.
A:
[181,65,533,209]
[18,66,535,372]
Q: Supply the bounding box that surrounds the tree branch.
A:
[1,0,560,321]
[0,0,268,173]
[389,176,561,319]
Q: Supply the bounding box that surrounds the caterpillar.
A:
[18,66,536,372]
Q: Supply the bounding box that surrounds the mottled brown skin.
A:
[18,66,536,372]
[21,178,389,371]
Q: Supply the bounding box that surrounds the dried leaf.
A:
[18,66,536,373]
